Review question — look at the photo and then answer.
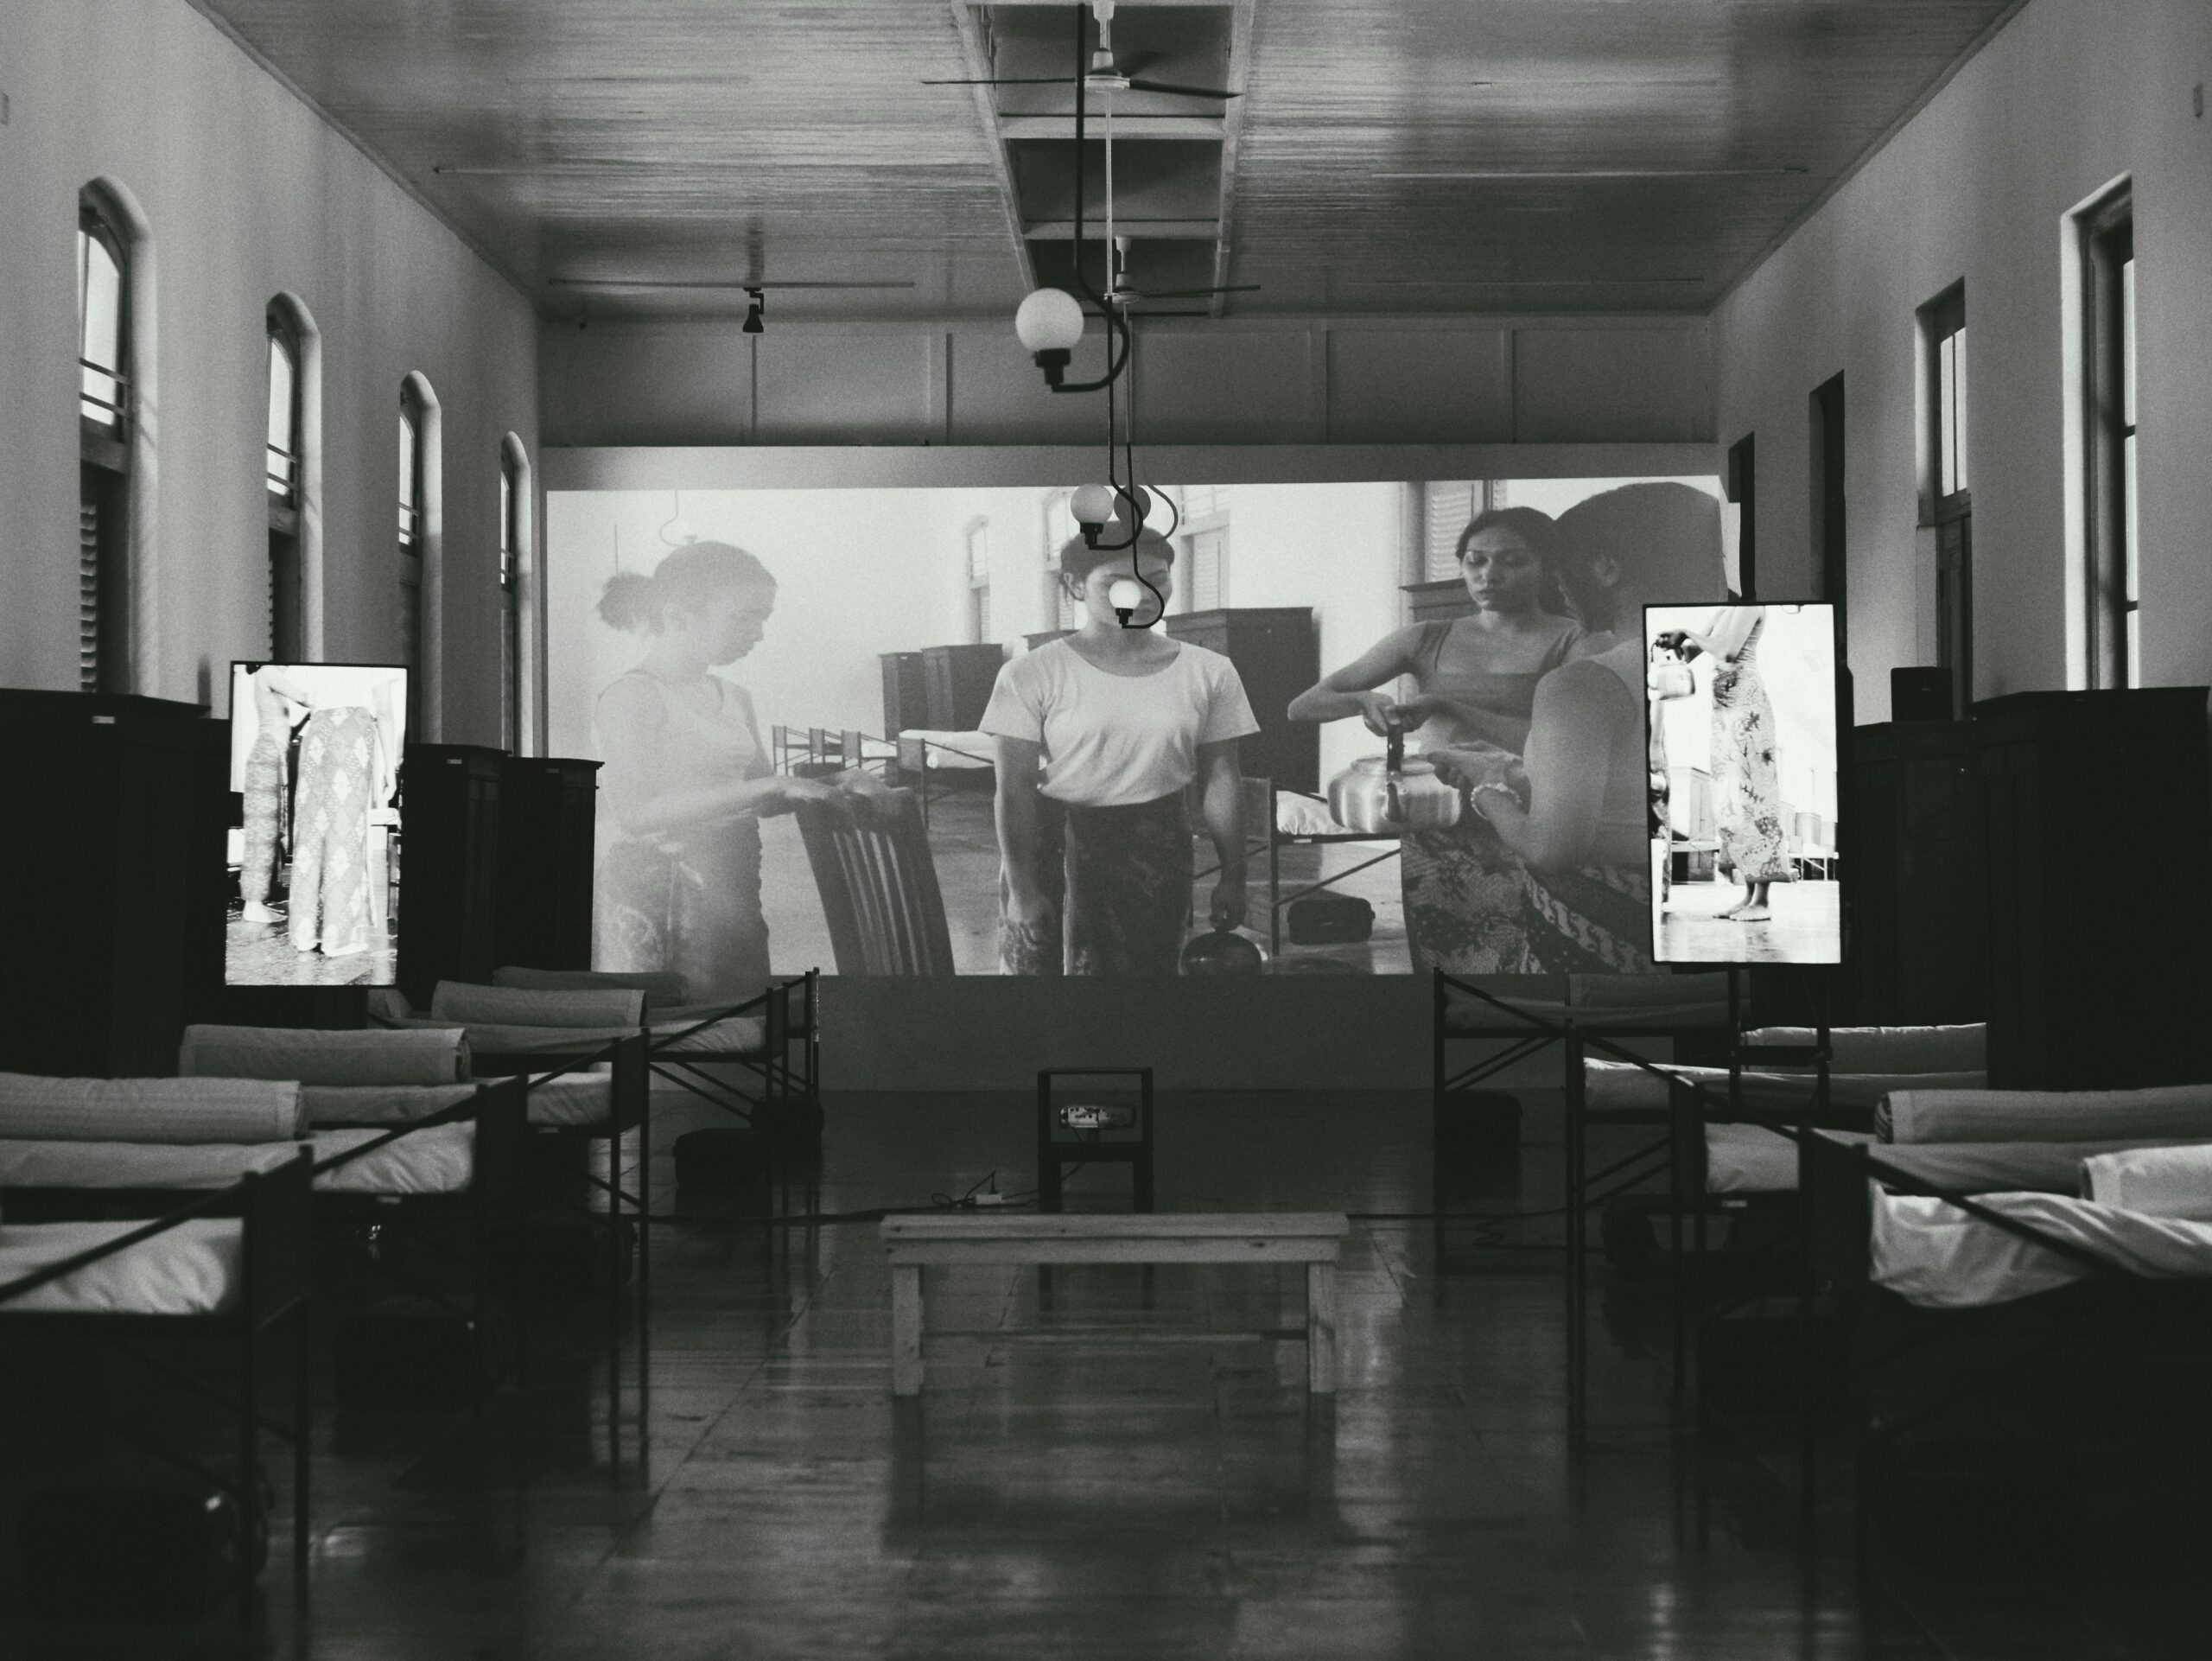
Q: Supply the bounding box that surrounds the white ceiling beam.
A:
[999,116,1228,142]
[948,1,1040,296]
[1207,0,1255,317]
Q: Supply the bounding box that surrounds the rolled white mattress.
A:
[0,1072,303,1144]
[431,981,645,1030]
[311,1124,474,1195]
[0,1138,305,1190]
[1745,1022,1986,1073]
[493,965,688,1010]
[303,1083,480,1127]
[1880,1084,2212,1145]
[1586,1060,1984,1115]
[181,1024,469,1088]
[2081,1143,2212,1222]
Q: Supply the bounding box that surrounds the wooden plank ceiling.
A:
[194,0,2020,321]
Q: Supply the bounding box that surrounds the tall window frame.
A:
[1809,372,1847,648]
[2081,188,2137,687]
[266,302,304,660]
[499,440,528,752]
[1918,283,1972,716]
[1726,434,1757,601]
[398,379,431,734]
[965,517,992,644]
[77,194,133,694]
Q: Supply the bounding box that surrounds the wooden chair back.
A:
[794,789,957,976]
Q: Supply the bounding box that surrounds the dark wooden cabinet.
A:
[1972,689,2211,1088]
[496,756,599,972]
[1847,720,1984,1026]
[397,744,505,1007]
[919,644,1007,733]
[1165,607,1321,792]
[0,690,227,1076]
[880,652,926,738]
[1401,578,1476,627]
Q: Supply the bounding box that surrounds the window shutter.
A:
[1423,481,1482,581]
[79,486,101,692]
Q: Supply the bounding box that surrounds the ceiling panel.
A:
[193,0,2021,321]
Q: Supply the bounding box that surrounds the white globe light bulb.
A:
[1014,287,1085,353]
[1070,483,1117,526]
[1108,576,1144,612]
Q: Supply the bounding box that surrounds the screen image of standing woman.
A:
[592,541,849,1004]
[1653,606,1795,921]
[1287,507,1590,973]
[984,529,1258,976]
[238,665,314,926]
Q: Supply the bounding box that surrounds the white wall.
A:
[1710,0,2212,720]
[0,0,538,743]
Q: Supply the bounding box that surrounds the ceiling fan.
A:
[925,1,1237,102]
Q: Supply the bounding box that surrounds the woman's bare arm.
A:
[1287,627,1423,729]
[1195,738,1248,926]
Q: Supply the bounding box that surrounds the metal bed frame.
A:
[0,1153,315,1628]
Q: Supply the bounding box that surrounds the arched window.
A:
[498,437,531,753]
[77,194,132,692]
[398,374,442,736]
[266,302,303,659]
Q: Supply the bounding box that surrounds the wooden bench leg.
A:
[892,1263,924,1397]
[1306,1262,1337,1395]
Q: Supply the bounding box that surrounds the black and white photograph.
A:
[1645,603,1841,964]
[224,662,407,986]
[14,1,2212,1658]
[547,477,1727,983]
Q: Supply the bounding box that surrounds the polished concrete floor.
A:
[4,1090,2208,1659]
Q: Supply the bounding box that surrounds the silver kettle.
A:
[1326,717,1464,835]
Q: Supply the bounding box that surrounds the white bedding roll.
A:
[1585,1060,1985,1114]
[2080,1144,2212,1221]
[180,1024,470,1087]
[1869,1187,2212,1308]
[430,981,645,1030]
[493,966,688,1009]
[1880,1084,2212,1145]
[0,1072,303,1143]
[1745,1023,1986,1074]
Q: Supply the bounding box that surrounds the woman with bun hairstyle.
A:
[983,527,1258,976]
[592,541,843,1002]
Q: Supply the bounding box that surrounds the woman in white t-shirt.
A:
[982,529,1260,975]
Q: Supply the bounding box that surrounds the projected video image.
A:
[226,663,407,988]
[1645,604,1841,965]
[545,478,1729,987]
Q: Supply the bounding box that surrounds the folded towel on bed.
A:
[364,988,413,1024]
[1745,1023,1986,1073]
[1869,1187,2212,1308]
[1879,1084,2212,1144]
[1567,972,1732,1028]
[493,966,689,1010]
[0,1073,304,1143]
[181,1025,470,1087]
[302,1084,481,1128]
[2080,1143,2212,1221]
[430,981,645,1029]
[388,1016,637,1058]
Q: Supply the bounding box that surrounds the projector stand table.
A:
[880,1212,1350,1397]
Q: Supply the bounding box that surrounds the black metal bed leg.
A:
[1430,972,1446,1220]
[637,1094,652,1421]
[294,1302,312,1601]
[1669,1091,1688,1419]
[239,1314,259,1631]
[607,1132,621,1463]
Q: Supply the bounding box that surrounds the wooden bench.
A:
[878,1212,1351,1397]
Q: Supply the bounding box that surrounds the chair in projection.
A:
[794,790,957,976]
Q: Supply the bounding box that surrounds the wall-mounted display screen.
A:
[546,477,1726,991]
[226,663,408,987]
[1644,604,1841,965]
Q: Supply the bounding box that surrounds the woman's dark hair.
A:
[598,540,776,633]
[1058,528,1176,596]
[1452,506,1560,567]
[1550,484,1726,633]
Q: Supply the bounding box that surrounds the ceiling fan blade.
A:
[920,77,1074,86]
[1122,78,1237,100]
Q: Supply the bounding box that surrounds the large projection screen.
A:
[546,449,1729,996]
[1645,602,1841,965]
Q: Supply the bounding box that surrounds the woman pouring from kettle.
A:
[982,526,1259,976]
[1287,507,1592,973]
